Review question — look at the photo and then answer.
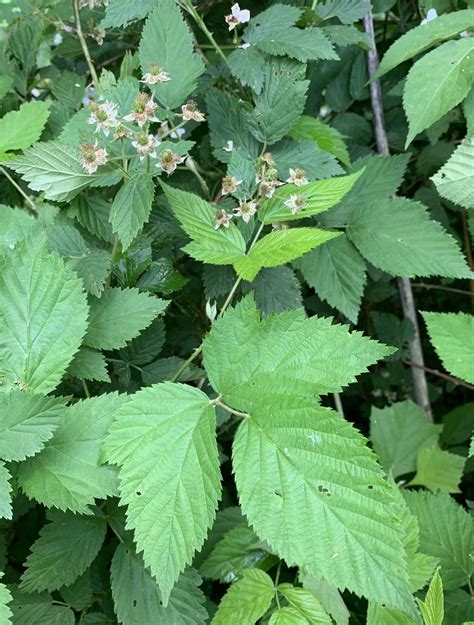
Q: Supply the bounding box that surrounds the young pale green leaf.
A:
[101,0,155,28]
[409,445,465,494]
[0,391,66,462]
[161,184,246,265]
[110,173,155,250]
[370,401,442,479]
[84,288,167,351]
[0,101,50,158]
[417,569,444,625]
[111,543,208,625]
[7,142,102,202]
[377,9,474,77]
[404,491,473,591]
[431,136,474,209]
[67,347,110,382]
[139,0,204,109]
[295,235,366,323]
[316,0,371,24]
[233,399,415,614]
[269,607,307,624]
[103,383,221,605]
[0,238,88,394]
[347,198,473,279]
[278,584,332,624]
[260,170,363,224]
[211,569,274,625]
[234,228,340,282]
[203,295,393,410]
[299,574,350,625]
[422,312,474,384]
[0,462,12,520]
[0,581,12,625]
[20,510,107,593]
[289,115,350,166]
[17,393,126,513]
[403,38,474,146]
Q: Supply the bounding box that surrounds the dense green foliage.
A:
[0,0,473,623]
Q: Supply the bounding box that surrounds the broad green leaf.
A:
[101,0,155,27]
[404,491,473,591]
[370,401,442,479]
[18,393,126,513]
[431,136,474,209]
[161,184,246,265]
[67,348,110,382]
[103,383,221,605]
[0,101,50,156]
[0,75,13,100]
[71,195,114,244]
[0,391,65,462]
[203,295,393,409]
[261,170,363,224]
[111,543,207,625]
[233,398,414,614]
[409,445,465,493]
[299,574,350,625]
[347,198,473,279]
[84,287,167,351]
[0,238,88,394]
[20,510,106,592]
[316,0,371,24]
[139,0,204,109]
[247,266,302,317]
[367,602,418,625]
[295,236,366,323]
[269,607,307,624]
[322,24,371,49]
[0,581,12,625]
[110,173,155,250]
[417,569,444,625]
[234,228,340,282]
[7,142,102,203]
[464,87,474,137]
[228,47,266,94]
[403,39,474,146]
[273,140,344,181]
[211,569,274,625]
[227,151,257,200]
[422,312,474,384]
[278,584,332,623]
[0,462,12,520]
[9,587,53,625]
[0,205,35,254]
[290,116,350,166]
[377,10,474,76]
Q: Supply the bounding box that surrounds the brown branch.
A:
[403,360,474,391]
[412,283,473,296]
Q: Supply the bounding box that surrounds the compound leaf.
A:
[211,569,274,625]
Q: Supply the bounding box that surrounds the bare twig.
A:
[0,166,37,214]
[404,360,474,391]
[363,8,433,421]
[412,282,473,296]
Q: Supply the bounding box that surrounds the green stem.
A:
[106,236,120,288]
[182,0,229,67]
[0,166,36,213]
[274,562,282,609]
[81,379,91,399]
[73,0,99,88]
[212,398,248,418]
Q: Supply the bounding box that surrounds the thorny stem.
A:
[182,0,230,67]
[403,360,474,391]
[73,0,99,88]
[0,166,37,214]
[363,7,433,421]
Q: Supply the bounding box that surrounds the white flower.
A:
[239,42,251,49]
[225,3,250,31]
[233,199,257,223]
[156,149,185,175]
[221,175,242,195]
[141,64,171,85]
[214,209,233,229]
[286,168,308,187]
[420,8,437,25]
[53,33,63,45]
[30,88,41,98]
[124,93,159,127]
[284,194,306,215]
[223,140,234,152]
[80,141,107,174]
[159,123,185,139]
[180,101,205,122]
[87,100,119,136]
[131,132,160,160]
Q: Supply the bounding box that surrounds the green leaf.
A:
[20,510,106,593]
[227,152,257,200]
[67,348,110,382]
[278,584,332,624]
[409,445,465,494]
[0,101,50,157]
[431,136,474,209]
[299,573,350,625]
[139,0,204,109]
[377,9,474,76]
[103,383,221,605]
[247,266,303,317]
[18,393,126,513]
[0,238,89,394]
[0,462,12,520]
[0,205,35,254]
[403,38,474,146]
[234,228,340,282]
[203,295,393,409]
[110,173,155,250]
[0,581,12,625]
[211,569,274,625]
[422,312,474,384]
[111,543,207,625]
[228,47,267,94]
[84,287,167,351]
[417,569,444,625]
[261,170,363,224]
[370,400,442,479]
[233,398,414,613]
[7,142,103,203]
[295,236,366,323]
[161,184,246,265]
[404,491,473,591]
[272,140,344,181]
[316,0,371,24]
[0,75,13,100]
[347,198,473,279]
[289,116,350,166]
[269,607,307,624]
[101,0,155,27]
[0,391,66,462]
